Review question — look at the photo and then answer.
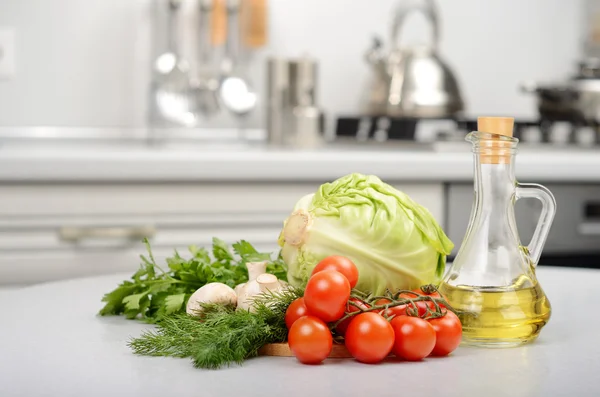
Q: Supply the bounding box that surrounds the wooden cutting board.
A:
[258,342,353,358]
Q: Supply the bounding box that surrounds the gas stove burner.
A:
[334,115,600,146]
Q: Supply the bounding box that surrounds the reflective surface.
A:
[0,266,598,397]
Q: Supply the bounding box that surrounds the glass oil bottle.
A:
[438,117,557,348]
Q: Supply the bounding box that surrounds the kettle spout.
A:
[364,36,385,65]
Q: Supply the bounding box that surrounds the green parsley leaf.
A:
[164,293,186,314]
[98,237,287,322]
[123,292,148,311]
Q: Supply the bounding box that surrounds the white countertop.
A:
[1,139,600,182]
[0,266,598,397]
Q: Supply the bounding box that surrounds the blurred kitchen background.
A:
[0,0,599,286]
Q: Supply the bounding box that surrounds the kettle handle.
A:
[390,0,440,52]
[515,183,557,266]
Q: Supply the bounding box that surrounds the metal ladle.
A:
[219,0,258,136]
[189,0,221,118]
[153,0,197,126]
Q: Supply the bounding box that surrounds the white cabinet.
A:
[0,182,444,285]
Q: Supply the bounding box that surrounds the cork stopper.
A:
[477,117,515,164]
[477,117,514,137]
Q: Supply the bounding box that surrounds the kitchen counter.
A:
[1,138,600,182]
[0,266,598,397]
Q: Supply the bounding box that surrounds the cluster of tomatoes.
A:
[284,255,462,365]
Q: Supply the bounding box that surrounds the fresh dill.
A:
[127,286,303,369]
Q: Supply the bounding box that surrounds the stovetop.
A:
[334,115,600,147]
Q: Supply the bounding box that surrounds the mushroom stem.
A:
[247,261,268,281]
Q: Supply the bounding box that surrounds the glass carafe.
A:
[439,117,557,348]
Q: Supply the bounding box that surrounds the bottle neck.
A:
[473,153,516,206]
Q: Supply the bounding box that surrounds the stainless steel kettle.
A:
[363,0,464,118]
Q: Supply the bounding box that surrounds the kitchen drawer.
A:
[0,181,444,285]
[528,184,600,253]
[0,222,283,285]
[0,183,320,216]
[0,181,443,220]
[0,240,282,286]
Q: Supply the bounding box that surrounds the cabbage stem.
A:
[283,210,312,246]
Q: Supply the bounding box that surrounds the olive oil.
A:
[438,282,551,348]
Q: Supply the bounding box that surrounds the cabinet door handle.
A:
[578,222,600,236]
[58,225,156,242]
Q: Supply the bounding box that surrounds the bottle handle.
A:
[515,183,557,266]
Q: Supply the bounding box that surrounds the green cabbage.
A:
[278,173,454,294]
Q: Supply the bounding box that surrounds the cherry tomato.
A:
[304,269,351,322]
[285,297,310,329]
[335,298,369,335]
[311,256,359,289]
[376,295,428,318]
[412,286,440,297]
[288,316,333,364]
[390,316,436,361]
[412,287,447,311]
[376,298,406,318]
[345,312,395,364]
[428,311,462,356]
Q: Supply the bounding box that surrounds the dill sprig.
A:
[127,286,304,369]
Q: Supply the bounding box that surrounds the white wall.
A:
[0,0,584,129]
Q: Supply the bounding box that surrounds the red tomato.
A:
[288,316,333,364]
[335,298,369,335]
[412,287,447,311]
[405,301,429,317]
[376,295,428,318]
[285,298,310,329]
[311,256,359,289]
[376,298,407,318]
[428,311,462,356]
[400,292,429,317]
[304,269,351,322]
[390,316,436,361]
[345,312,395,364]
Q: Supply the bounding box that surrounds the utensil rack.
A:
[147,0,267,141]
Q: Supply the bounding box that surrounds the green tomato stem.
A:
[332,285,460,332]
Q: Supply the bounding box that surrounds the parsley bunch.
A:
[99,237,287,323]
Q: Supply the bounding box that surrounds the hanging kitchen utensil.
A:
[189,0,221,118]
[219,0,258,137]
[211,0,227,46]
[240,0,268,48]
[386,0,463,118]
[153,0,197,126]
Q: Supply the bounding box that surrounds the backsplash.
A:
[0,0,584,129]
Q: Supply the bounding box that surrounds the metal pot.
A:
[363,0,464,118]
[521,58,600,124]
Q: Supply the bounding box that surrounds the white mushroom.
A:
[237,273,284,313]
[257,273,280,293]
[234,261,268,296]
[186,282,237,316]
[236,279,261,312]
[248,261,268,280]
